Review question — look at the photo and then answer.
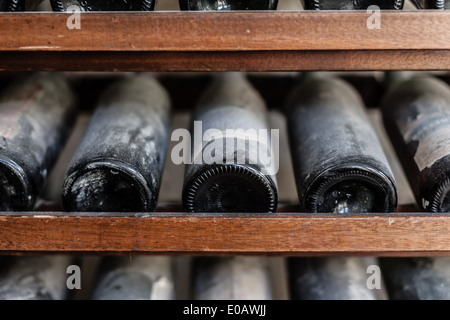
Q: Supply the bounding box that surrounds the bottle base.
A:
[304,165,398,214]
[0,156,33,211]
[62,159,154,212]
[183,164,277,213]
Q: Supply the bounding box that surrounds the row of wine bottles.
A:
[1,254,449,299]
[0,71,450,214]
[1,0,448,11]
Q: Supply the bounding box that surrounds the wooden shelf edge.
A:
[0,11,449,52]
[0,11,448,71]
[0,49,449,71]
[1,211,450,256]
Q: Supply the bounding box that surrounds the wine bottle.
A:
[301,0,404,10]
[411,0,444,9]
[179,0,278,11]
[50,0,156,11]
[0,255,74,300]
[91,256,175,300]
[62,74,171,212]
[191,256,273,300]
[0,0,42,11]
[288,257,387,300]
[380,257,450,299]
[381,76,450,213]
[285,74,397,214]
[0,72,77,211]
[181,72,278,213]
[0,0,19,11]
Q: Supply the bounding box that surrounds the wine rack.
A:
[0,9,449,257]
[0,11,449,71]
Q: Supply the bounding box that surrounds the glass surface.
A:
[0,0,7,11]
[69,169,146,212]
[303,0,404,9]
[317,180,376,214]
[51,0,154,11]
[181,0,278,10]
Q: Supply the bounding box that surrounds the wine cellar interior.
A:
[0,0,450,301]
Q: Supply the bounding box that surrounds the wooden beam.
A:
[1,210,449,256]
[0,11,448,52]
[0,50,448,71]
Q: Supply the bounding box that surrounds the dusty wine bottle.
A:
[288,257,387,300]
[50,0,156,11]
[0,0,42,11]
[285,74,397,214]
[380,257,450,299]
[191,256,273,300]
[301,0,404,9]
[181,72,278,213]
[62,74,171,212]
[0,0,19,10]
[91,256,175,300]
[0,255,74,300]
[411,0,444,9]
[179,0,278,10]
[0,72,77,211]
[381,76,450,213]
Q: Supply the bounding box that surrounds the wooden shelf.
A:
[0,13,449,257]
[1,204,450,256]
[0,11,449,71]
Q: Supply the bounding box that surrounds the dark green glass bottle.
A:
[301,0,404,9]
[62,74,171,213]
[179,0,278,11]
[380,257,450,299]
[289,257,387,300]
[285,74,397,214]
[50,0,156,11]
[91,256,175,300]
[0,0,42,11]
[0,0,16,11]
[411,0,445,9]
[0,72,77,211]
[0,255,74,300]
[381,76,450,213]
[191,257,273,299]
[182,72,278,213]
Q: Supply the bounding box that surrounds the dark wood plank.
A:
[0,11,449,52]
[0,50,449,71]
[0,12,448,257]
[1,211,450,256]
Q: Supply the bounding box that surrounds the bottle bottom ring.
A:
[183,164,277,213]
[305,166,397,214]
[0,157,32,211]
[430,177,450,213]
[62,160,153,212]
